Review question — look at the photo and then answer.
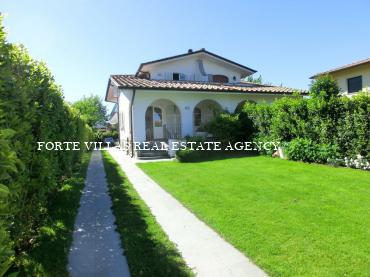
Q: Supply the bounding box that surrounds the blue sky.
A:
[2,0,370,110]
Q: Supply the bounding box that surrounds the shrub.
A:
[254,135,279,156]
[344,155,370,170]
[310,75,340,99]
[204,112,246,143]
[239,101,271,137]
[285,138,339,163]
[176,148,205,162]
[176,136,211,162]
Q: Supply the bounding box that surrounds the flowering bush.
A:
[344,155,370,170]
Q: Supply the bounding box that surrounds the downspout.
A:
[117,101,120,147]
[129,89,136,158]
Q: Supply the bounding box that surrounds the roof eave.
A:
[311,59,370,79]
[105,76,119,103]
[114,85,307,95]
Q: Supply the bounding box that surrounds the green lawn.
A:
[102,151,193,276]
[138,156,370,276]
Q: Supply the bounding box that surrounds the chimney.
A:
[188,49,193,53]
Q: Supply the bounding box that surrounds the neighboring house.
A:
[311,58,370,97]
[105,48,305,157]
[94,121,108,132]
[108,103,118,128]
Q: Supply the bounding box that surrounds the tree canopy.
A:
[72,95,107,128]
[310,75,340,99]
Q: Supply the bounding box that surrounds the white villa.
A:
[106,48,304,157]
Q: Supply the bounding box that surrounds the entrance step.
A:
[136,141,170,160]
[136,150,169,160]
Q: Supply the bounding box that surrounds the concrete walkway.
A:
[108,148,266,277]
[68,151,130,277]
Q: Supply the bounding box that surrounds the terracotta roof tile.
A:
[110,75,307,95]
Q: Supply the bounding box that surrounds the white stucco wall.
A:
[131,89,286,142]
[144,54,245,83]
[118,89,134,145]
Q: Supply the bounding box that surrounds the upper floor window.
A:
[347,76,362,93]
[173,73,180,80]
[212,75,229,83]
[172,73,186,81]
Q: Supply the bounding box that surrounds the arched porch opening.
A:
[193,99,222,133]
[145,99,181,141]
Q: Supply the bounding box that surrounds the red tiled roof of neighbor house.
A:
[310,58,370,79]
[109,75,307,95]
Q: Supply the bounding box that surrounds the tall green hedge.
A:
[240,92,370,159]
[206,77,369,161]
[0,18,92,274]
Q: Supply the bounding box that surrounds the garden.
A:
[139,155,370,276]
[177,75,369,169]
[139,76,370,275]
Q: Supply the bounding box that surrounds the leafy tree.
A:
[72,95,107,128]
[310,75,340,99]
[244,74,272,85]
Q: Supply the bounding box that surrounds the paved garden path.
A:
[68,151,130,277]
[109,148,266,277]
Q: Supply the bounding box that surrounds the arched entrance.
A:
[193,99,222,133]
[145,99,181,141]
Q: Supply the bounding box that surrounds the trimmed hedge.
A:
[205,77,369,163]
[239,92,370,159]
[0,18,93,274]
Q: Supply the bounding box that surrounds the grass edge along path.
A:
[101,151,193,277]
[138,156,370,276]
[19,151,92,276]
